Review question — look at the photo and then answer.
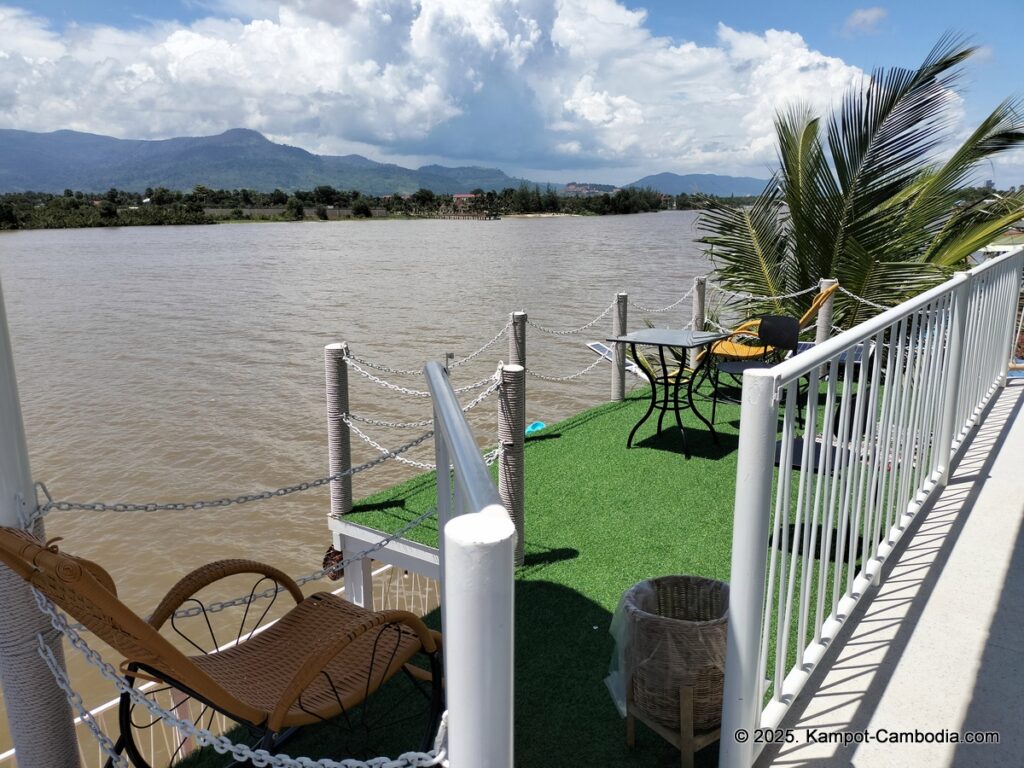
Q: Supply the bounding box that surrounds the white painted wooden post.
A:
[498,364,525,566]
[0,276,81,768]
[444,505,516,768]
[719,371,779,768]
[611,293,627,401]
[816,278,838,344]
[690,276,707,368]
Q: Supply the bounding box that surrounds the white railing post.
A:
[816,278,838,344]
[444,505,516,768]
[498,364,526,566]
[0,276,81,768]
[611,293,627,401]
[719,370,779,768]
[935,273,970,485]
[997,253,1024,387]
[691,276,707,368]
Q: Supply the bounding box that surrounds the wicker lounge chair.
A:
[0,527,443,768]
[709,281,839,362]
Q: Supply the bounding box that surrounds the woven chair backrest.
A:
[757,315,799,352]
[0,526,250,717]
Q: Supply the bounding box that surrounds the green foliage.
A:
[284,196,305,220]
[700,36,1024,328]
[352,198,373,218]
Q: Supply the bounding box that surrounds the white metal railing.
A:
[719,247,1024,767]
[425,361,515,768]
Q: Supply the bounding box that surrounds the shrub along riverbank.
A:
[0,184,750,230]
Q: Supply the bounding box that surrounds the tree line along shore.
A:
[0,183,757,230]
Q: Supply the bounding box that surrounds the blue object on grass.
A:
[525,421,546,435]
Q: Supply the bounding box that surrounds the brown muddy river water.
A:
[0,211,714,751]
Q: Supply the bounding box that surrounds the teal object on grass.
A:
[525,421,546,435]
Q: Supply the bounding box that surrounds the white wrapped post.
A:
[498,364,526,566]
[611,293,627,401]
[0,276,81,768]
[509,311,527,367]
[444,505,516,768]
[690,276,707,368]
[719,371,779,768]
[816,278,838,344]
[324,343,353,517]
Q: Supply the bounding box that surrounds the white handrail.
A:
[425,361,515,768]
[720,247,1024,767]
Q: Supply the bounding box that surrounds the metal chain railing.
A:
[34,595,448,768]
[345,322,511,376]
[449,322,511,368]
[525,355,605,382]
[345,359,433,397]
[344,355,423,377]
[346,413,436,429]
[628,283,697,313]
[38,639,129,768]
[342,374,500,430]
[27,428,434,528]
[343,417,437,470]
[708,284,818,302]
[838,285,893,311]
[525,300,617,336]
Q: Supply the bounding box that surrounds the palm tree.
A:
[699,36,1024,329]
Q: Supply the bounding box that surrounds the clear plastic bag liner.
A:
[605,575,729,732]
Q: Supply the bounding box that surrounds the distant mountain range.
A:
[626,172,768,197]
[0,128,769,197]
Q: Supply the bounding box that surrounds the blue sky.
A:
[3,1,1023,185]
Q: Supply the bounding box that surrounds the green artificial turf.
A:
[180,387,747,768]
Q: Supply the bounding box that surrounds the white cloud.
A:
[0,1,871,179]
[842,7,887,37]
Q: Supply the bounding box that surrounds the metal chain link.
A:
[29,429,433,526]
[344,359,432,397]
[706,318,732,332]
[628,283,697,313]
[708,284,818,301]
[343,417,437,471]
[344,354,423,377]
[35,595,448,768]
[525,355,605,382]
[449,322,510,368]
[346,412,436,429]
[838,286,892,311]
[525,300,616,336]
[37,638,128,768]
[344,321,510,375]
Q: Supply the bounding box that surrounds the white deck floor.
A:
[759,379,1024,768]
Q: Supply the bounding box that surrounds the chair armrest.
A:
[148,559,304,630]
[268,609,439,731]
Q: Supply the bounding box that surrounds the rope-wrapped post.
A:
[498,364,526,565]
[324,343,353,517]
[611,293,627,401]
[0,277,81,767]
[816,278,838,345]
[509,311,527,367]
[690,276,707,368]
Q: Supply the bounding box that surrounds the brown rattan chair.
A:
[0,526,443,767]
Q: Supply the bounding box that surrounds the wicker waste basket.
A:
[606,575,729,765]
